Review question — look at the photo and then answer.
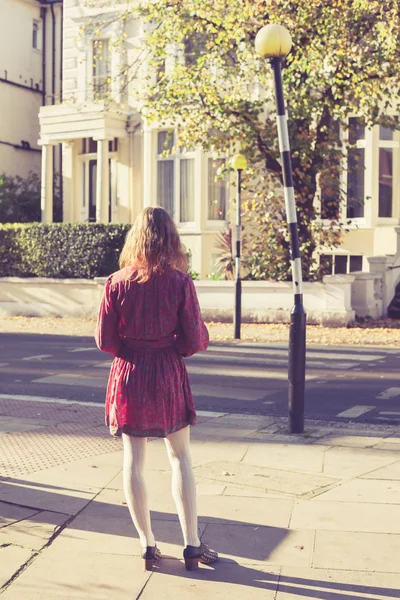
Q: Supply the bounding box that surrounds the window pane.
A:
[349,255,363,272]
[348,117,365,144]
[379,148,393,217]
[208,159,227,220]
[320,254,333,276]
[334,255,347,274]
[157,131,174,155]
[88,160,97,222]
[184,34,206,67]
[380,116,398,140]
[157,160,174,216]
[93,39,111,99]
[346,148,365,218]
[180,159,195,222]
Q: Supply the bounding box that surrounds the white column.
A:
[41,144,53,222]
[61,141,76,222]
[96,139,109,223]
[143,128,155,207]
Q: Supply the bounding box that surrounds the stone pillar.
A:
[395,227,400,256]
[96,139,109,223]
[143,128,155,208]
[322,274,355,326]
[368,256,395,317]
[41,144,53,222]
[350,272,383,319]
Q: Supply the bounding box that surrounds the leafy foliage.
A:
[88,0,400,279]
[0,223,130,278]
[0,173,62,224]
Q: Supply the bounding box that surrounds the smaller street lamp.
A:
[231,153,247,340]
[255,24,307,434]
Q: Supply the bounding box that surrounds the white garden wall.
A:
[0,274,356,326]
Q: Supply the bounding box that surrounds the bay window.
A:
[208,158,227,221]
[156,131,195,223]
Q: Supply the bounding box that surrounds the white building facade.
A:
[38,0,400,280]
[0,0,62,179]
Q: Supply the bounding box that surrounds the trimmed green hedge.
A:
[0,223,130,278]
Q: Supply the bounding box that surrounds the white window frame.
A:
[375,117,399,225]
[78,139,118,222]
[344,116,372,228]
[32,20,40,52]
[156,130,196,228]
[206,155,229,229]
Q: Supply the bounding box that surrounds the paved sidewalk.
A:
[1,398,400,599]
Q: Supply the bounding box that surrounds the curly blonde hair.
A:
[119,207,188,283]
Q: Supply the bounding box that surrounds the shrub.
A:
[0,173,62,223]
[0,223,130,278]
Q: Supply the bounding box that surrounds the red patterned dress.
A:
[95,266,209,437]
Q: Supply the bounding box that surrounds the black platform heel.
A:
[141,545,161,571]
[183,543,218,571]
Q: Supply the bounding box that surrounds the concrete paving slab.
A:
[291,499,400,534]
[0,548,151,600]
[0,502,39,527]
[55,514,206,559]
[316,478,400,504]
[202,524,313,566]
[361,461,400,481]
[313,530,400,573]
[276,566,400,599]
[194,460,337,496]
[243,443,326,473]
[223,486,282,499]
[314,435,386,448]
[0,480,96,515]
[373,442,400,451]
[0,545,34,589]
[196,495,294,528]
[0,511,69,551]
[323,446,400,478]
[190,440,250,465]
[140,559,280,600]
[25,461,121,490]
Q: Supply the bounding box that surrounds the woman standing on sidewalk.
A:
[95,207,218,571]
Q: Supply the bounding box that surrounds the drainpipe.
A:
[40,6,46,105]
[50,2,56,104]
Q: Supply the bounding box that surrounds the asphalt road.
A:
[1,332,400,425]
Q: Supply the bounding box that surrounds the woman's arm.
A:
[175,277,209,358]
[95,277,130,359]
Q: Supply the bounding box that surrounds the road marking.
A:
[94,361,112,368]
[68,347,96,353]
[197,410,227,418]
[187,364,316,380]
[0,363,9,367]
[32,374,106,388]
[191,384,275,402]
[376,388,400,400]
[205,347,384,361]
[337,406,374,418]
[379,411,400,416]
[0,394,226,419]
[22,354,52,361]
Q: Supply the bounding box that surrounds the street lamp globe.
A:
[231,153,247,171]
[255,24,292,58]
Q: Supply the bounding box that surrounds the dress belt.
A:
[121,337,176,352]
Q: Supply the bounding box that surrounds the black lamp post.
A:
[231,153,247,340]
[255,24,306,434]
